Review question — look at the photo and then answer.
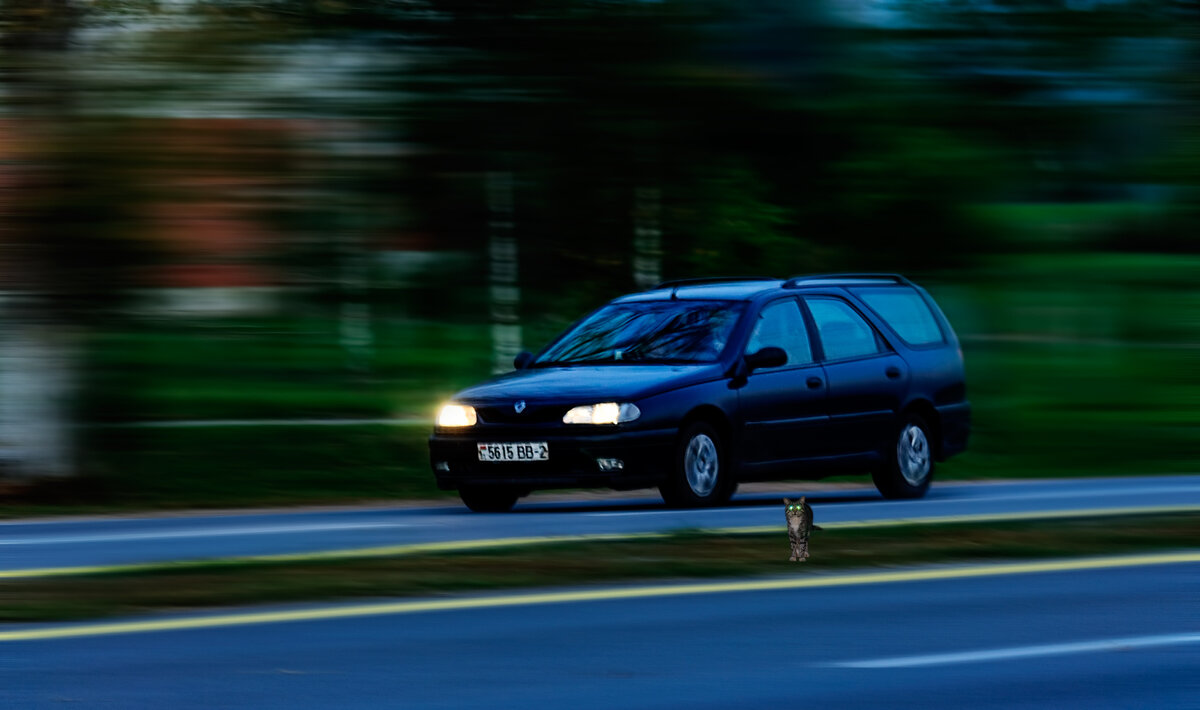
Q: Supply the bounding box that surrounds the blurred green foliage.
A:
[1,0,1198,504]
[62,251,1196,507]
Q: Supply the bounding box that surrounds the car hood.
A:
[452,364,724,404]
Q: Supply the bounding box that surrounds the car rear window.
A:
[852,286,945,346]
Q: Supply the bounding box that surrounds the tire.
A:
[659,421,736,508]
[873,413,934,499]
[459,486,520,513]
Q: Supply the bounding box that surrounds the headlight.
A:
[437,403,477,428]
[562,402,640,425]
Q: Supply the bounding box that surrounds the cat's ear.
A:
[782,498,793,506]
[799,496,806,504]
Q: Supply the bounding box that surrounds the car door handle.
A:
[886,366,902,379]
[807,377,823,389]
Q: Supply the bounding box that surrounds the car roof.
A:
[615,280,785,303]
[612,274,913,303]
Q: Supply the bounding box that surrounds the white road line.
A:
[830,632,1200,668]
[919,486,1200,504]
[0,521,410,546]
[585,489,1200,517]
[1,503,1193,567]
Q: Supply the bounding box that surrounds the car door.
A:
[735,297,830,466]
[804,295,909,457]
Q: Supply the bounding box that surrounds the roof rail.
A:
[652,276,778,290]
[782,273,910,289]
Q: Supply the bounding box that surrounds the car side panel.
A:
[735,365,830,463]
[821,352,909,456]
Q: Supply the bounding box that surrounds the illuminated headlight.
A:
[562,402,641,425]
[437,404,477,428]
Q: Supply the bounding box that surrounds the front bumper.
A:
[429,427,676,492]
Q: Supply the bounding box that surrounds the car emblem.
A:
[514,400,526,414]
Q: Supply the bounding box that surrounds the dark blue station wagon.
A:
[430,275,970,511]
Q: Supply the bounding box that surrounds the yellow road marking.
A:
[0,504,1195,581]
[0,532,674,580]
[2,551,1198,642]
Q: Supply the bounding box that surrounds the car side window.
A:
[851,286,945,346]
[806,297,885,361]
[745,299,813,367]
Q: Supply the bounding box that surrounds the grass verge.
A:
[2,513,1196,624]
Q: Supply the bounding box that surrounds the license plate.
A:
[477,442,549,462]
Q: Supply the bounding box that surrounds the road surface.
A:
[3,556,1197,709]
[2,475,1198,574]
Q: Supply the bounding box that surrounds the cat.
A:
[784,497,821,562]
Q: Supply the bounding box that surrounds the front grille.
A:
[476,404,566,425]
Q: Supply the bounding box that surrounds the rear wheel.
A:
[873,413,934,499]
[459,486,521,512]
[660,421,736,508]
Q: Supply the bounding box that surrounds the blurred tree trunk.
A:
[339,238,374,372]
[633,186,662,290]
[0,312,78,479]
[338,202,374,372]
[0,128,85,478]
[0,0,156,480]
[488,170,521,374]
[0,0,77,52]
[0,2,82,479]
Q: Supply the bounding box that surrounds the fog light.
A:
[596,458,624,472]
[435,461,450,472]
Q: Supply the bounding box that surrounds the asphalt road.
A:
[3,558,1197,709]
[2,475,1198,574]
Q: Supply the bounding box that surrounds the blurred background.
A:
[0,0,1196,508]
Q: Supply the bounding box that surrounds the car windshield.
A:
[534,300,745,366]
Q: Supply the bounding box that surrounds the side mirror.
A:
[513,351,534,370]
[744,346,787,372]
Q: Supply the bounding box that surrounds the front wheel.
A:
[872,414,934,499]
[660,421,736,508]
[459,486,521,512]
